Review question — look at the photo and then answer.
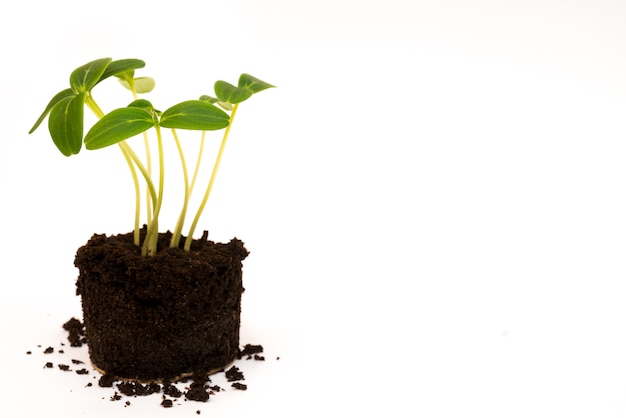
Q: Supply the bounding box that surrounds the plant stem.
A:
[143,132,153,226]
[118,142,158,212]
[117,145,142,245]
[142,124,165,256]
[170,129,190,248]
[129,85,154,228]
[189,130,206,196]
[184,103,239,251]
[85,94,144,245]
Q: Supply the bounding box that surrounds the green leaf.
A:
[69,58,112,93]
[160,100,230,131]
[132,77,155,93]
[214,81,253,104]
[47,92,85,156]
[238,74,275,93]
[217,101,233,111]
[100,59,145,84]
[84,107,155,150]
[199,94,218,104]
[119,77,155,94]
[128,99,155,111]
[29,88,75,134]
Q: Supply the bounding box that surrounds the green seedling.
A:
[30,57,274,255]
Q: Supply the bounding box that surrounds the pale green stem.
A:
[143,132,153,225]
[170,129,190,248]
[184,103,239,251]
[142,124,165,256]
[118,142,158,210]
[129,84,154,227]
[189,130,206,195]
[118,146,142,245]
[85,94,144,246]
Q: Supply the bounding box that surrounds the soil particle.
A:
[44,362,53,369]
[63,318,87,347]
[99,374,116,388]
[231,382,247,390]
[185,387,210,402]
[162,383,183,398]
[76,369,89,375]
[225,366,244,382]
[239,344,264,358]
[118,382,161,397]
[58,364,71,371]
[163,383,183,398]
[44,347,54,354]
[161,399,174,408]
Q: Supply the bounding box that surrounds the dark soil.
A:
[225,366,245,382]
[74,230,248,382]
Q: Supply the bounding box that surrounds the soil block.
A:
[74,229,248,382]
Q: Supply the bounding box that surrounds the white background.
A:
[1,0,626,416]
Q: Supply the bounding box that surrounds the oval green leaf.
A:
[84,107,155,150]
[214,81,253,104]
[69,58,112,93]
[238,74,275,93]
[160,100,230,131]
[29,88,75,134]
[199,94,218,104]
[100,59,145,84]
[128,99,155,111]
[133,77,155,93]
[119,76,155,94]
[47,92,85,156]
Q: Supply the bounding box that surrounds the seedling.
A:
[29,57,274,255]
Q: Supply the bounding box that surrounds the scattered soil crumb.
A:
[44,347,54,354]
[231,382,247,390]
[239,344,263,358]
[58,364,71,372]
[99,374,116,388]
[118,381,161,397]
[44,362,53,369]
[161,399,174,408]
[163,383,183,398]
[76,369,89,375]
[63,318,87,347]
[225,366,244,382]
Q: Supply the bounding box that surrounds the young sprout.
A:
[29,57,274,255]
